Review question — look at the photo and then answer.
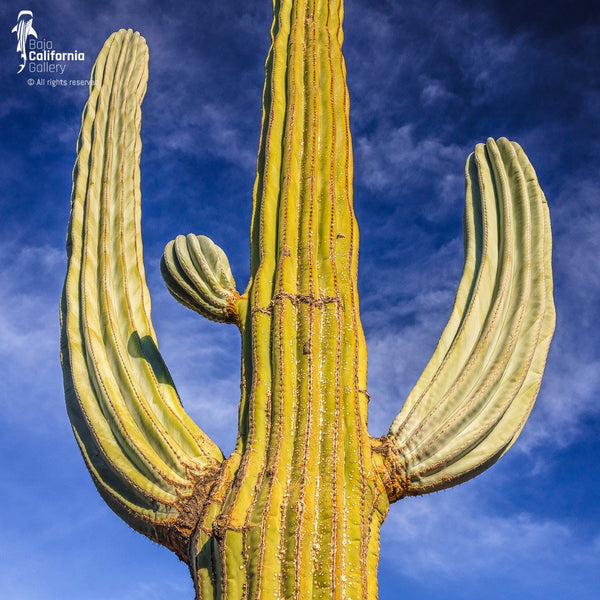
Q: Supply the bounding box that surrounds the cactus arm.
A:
[379,138,555,500]
[160,234,240,324]
[60,29,223,557]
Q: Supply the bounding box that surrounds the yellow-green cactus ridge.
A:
[61,3,555,599]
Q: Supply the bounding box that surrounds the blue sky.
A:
[1,0,599,598]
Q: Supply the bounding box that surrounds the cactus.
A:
[61,2,555,598]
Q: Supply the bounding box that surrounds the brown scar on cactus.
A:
[61,3,555,598]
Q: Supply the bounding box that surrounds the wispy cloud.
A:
[382,485,599,594]
[355,124,465,199]
[0,241,65,430]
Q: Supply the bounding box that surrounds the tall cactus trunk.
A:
[192,0,388,597]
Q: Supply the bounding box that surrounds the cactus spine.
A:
[61,2,555,599]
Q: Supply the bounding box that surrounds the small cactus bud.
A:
[161,234,239,324]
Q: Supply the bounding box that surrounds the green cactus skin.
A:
[161,234,240,324]
[61,3,555,599]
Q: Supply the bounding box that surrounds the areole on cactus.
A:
[60,1,555,598]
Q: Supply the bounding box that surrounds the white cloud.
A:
[354,125,466,217]
[420,78,457,107]
[149,101,257,169]
[382,485,599,582]
[0,241,65,430]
